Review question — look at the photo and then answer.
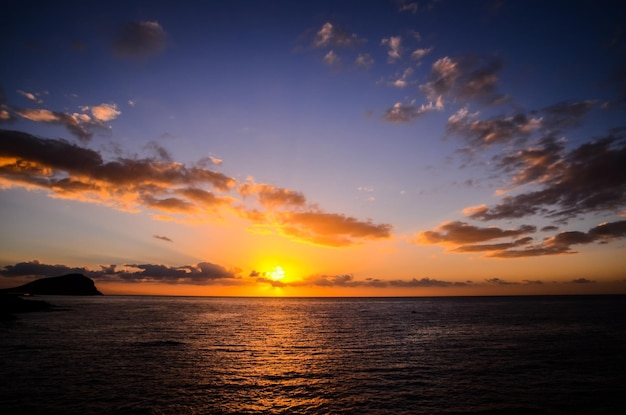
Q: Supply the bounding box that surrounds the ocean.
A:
[1,295,625,414]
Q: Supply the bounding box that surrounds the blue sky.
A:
[1,0,625,296]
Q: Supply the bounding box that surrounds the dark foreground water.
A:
[1,296,625,414]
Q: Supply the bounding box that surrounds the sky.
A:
[1,0,625,296]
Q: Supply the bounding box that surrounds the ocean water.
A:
[1,295,625,414]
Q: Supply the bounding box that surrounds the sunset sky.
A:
[1,0,625,296]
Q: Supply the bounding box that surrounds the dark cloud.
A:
[485,277,517,285]
[446,101,595,150]
[417,215,626,258]
[446,108,539,148]
[0,260,90,278]
[453,237,533,253]
[111,21,168,59]
[153,235,173,242]
[0,260,237,285]
[176,187,232,208]
[416,221,536,245]
[0,129,235,213]
[487,220,626,258]
[142,195,196,213]
[291,274,466,288]
[118,262,235,283]
[532,101,596,132]
[469,136,626,221]
[420,55,506,105]
[145,141,172,161]
[571,278,595,284]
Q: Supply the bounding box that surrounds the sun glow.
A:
[269,266,285,281]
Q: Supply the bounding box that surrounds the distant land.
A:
[0,273,103,296]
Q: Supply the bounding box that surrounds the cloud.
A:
[17,90,45,104]
[452,237,534,253]
[571,278,595,284]
[239,181,306,209]
[0,129,235,214]
[382,97,443,123]
[487,220,626,258]
[111,21,168,59]
[0,260,91,278]
[389,68,415,88]
[144,141,173,161]
[420,55,506,105]
[447,101,596,151]
[532,101,596,132]
[411,47,433,61]
[9,101,122,142]
[153,235,173,242]
[81,103,121,122]
[416,218,626,259]
[14,108,93,142]
[289,274,466,288]
[397,0,419,14]
[277,211,393,247]
[381,36,402,62]
[355,53,374,68]
[323,50,340,66]
[312,22,365,49]
[468,136,626,221]
[176,187,234,209]
[412,219,626,258]
[414,221,536,245]
[0,260,238,285]
[446,108,541,147]
[0,130,391,248]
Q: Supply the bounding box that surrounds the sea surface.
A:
[1,295,625,414]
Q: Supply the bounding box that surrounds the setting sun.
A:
[269,266,285,281]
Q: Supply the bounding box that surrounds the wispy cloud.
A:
[17,90,46,104]
[153,234,173,242]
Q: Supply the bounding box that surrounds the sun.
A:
[268,266,285,281]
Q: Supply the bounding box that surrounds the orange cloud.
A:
[0,130,392,247]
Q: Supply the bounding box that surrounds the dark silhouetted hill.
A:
[0,274,103,296]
